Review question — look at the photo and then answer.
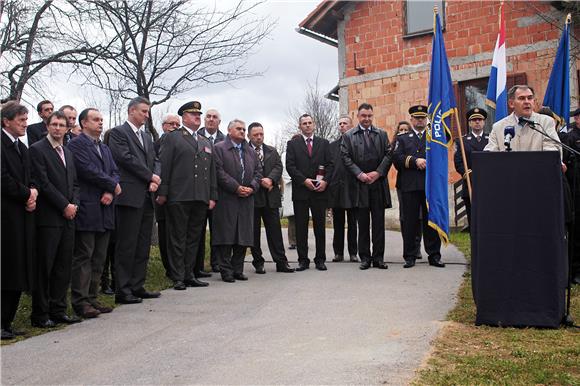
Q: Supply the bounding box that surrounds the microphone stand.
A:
[524,121,579,328]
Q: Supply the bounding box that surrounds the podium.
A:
[471,151,567,328]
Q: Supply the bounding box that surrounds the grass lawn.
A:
[413,232,580,385]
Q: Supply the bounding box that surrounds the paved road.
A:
[1,230,466,385]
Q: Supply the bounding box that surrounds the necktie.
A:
[306,138,312,157]
[237,144,245,180]
[418,131,423,140]
[56,145,66,167]
[136,129,144,147]
[476,136,481,143]
[14,139,21,157]
[94,139,102,158]
[209,135,214,144]
[363,129,371,147]
[255,145,263,163]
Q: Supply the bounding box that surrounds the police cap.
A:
[178,101,202,116]
[409,105,428,118]
[466,107,487,121]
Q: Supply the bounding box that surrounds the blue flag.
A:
[542,15,570,129]
[426,12,455,244]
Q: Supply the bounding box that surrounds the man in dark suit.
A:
[212,119,262,282]
[454,108,489,230]
[341,103,392,270]
[108,96,161,304]
[154,113,181,280]
[393,105,445,269]
[246,122,294,274]
[59,105,81,146]
[30,111,81,327]
[157,102,218,290]
[197,108,225,273]
[26,100,53,146]
[1,101,38,339]
[286,113,333,271]
[329,116,358,263]
[68,108,121,318]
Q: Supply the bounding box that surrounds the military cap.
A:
[178,101,202,116]
[466,107,487,121]
[409,105,428,118]
[573,107,580,117]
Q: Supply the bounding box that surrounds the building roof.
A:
[297,1,350,47]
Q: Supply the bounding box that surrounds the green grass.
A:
[413,232,580,386]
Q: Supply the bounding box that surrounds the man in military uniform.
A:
[454,107,489,230]
[393,105,445,269]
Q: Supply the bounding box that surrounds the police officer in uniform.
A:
[454,107,489,230]
[393,105,445,269]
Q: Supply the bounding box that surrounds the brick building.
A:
[298,0,579,226]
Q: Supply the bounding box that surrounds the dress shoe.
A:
[233,273,248,281]
[276,263,295,273]
[51,314,82,324]
[315,263,327,271]
[332,255,344,262]
[372,262,388,269]
[115,294,143,304]
[195,270,212,278]
[211,265,220,273]
[415,254,423,260]
[254,265,266,274]
[295,264,309,272]
[428,259,446,268]
[288,244,297,250]
[184,278,209,287]
[350,254,359,262]
[222,276,235,283]
[403,259,416,268]
[359,261,371,270]
[101,286,115,295]
[1,329,15,340]
[76,305,100,319]
[91,302,112,314]
[133,290,161,299]
[31,319,57,328]
[174,281,186,290]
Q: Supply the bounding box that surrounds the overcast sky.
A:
[27,0,338,143]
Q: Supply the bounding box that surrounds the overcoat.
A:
[328,136,352,209]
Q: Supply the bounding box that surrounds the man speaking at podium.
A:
[484,85,561,154]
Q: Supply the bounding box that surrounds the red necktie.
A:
[306,138,312,157]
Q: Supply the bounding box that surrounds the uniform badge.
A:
[409,133,413,137]
[204,146,212,154]
[467,136,472,140]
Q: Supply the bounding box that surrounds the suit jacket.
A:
[30,137,80,227]
[393,130,427,193]
[197,127,225,144]
[454,132,489,199]
[27,121,47,146]
[212,136,262,246]
[68,132,119,232]
[1,132,36,291]
[484,112,561,156]
[108,122,160,208]
[158,127,218,203]
[253,144,283,208]
[328,136,351,208]
[285,135,333,202]
[340,125,392,208]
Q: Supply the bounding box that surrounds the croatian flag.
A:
[485,3,507,121]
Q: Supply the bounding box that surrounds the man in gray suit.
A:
[108,97,161,304]
[157,101,218,290]
[212,119,262,282]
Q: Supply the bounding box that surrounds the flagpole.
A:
[454,111,472,199]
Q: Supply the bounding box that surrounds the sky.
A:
[26,0,338,143]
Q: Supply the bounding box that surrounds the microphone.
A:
[518,116,537,127]
[504,126,515,150]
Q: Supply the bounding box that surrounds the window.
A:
[405,0,444,37]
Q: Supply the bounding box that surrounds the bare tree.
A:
[79,0,274,138]
[0,0,111,102]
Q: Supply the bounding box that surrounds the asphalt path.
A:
[1,229,466,385]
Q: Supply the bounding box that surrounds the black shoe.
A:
[415,254,423,260]
[403,259,416,268]
[195,270,212,278]
[332,255,344,262]
[222,276,235,283]
[349,255,359,262]
[429,259,446,268]
[31,319,57,328]
[133,290,161,299]
[115,294,143,304]
[288,244,297,250]
[1,329,15,340]
[373,262,388,269]
[211,266,220,273]
[101,286,115,295]
[254,265,266,274]
[184,278,209,287]
[276,263,295,273]
[174,281,186,290]
[51,314,82,324]
[233,273,248,281]
[295,264,309,272]
[315,263,327,271]
[359,261,371,270]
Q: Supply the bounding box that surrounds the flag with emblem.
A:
[426,10,455,245]
[542,14,571,130]
[485,2,507,122]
